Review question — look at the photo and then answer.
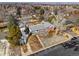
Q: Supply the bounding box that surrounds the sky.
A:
[0,0,79,2]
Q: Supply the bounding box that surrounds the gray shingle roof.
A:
[29,21,54,32]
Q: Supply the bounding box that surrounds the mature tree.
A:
[39,8,45,21]
[32,6,45,21]
[16,7,21,18]
[33,6,41,10]
[6,15,22,46]
[48,15,57,23]
[40,8,45,15]
[6,15,22,55]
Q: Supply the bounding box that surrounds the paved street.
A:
[30,44,79,56]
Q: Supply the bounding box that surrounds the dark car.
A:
[62,42,75,49]
[71,37,77,40]
[71,37,79,44]
[62,36,79,49]
[74,45,79,51]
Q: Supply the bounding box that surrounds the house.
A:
[19,21,55,45]
[29,21,55,34]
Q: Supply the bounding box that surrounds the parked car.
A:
[62,41,75,49]
[62,36,79,51]
[71,36,79,44]
[62,37,79,49]
[74,44,79,51]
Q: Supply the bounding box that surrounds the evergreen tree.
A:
[16,7,21,18]
[6,15,22,46]
[32,6,45,21]
[40,8,45,15]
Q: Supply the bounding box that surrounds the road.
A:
[30,44,79,56]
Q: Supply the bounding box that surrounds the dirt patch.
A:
[28,35,43,52]
[21,45,28,53]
